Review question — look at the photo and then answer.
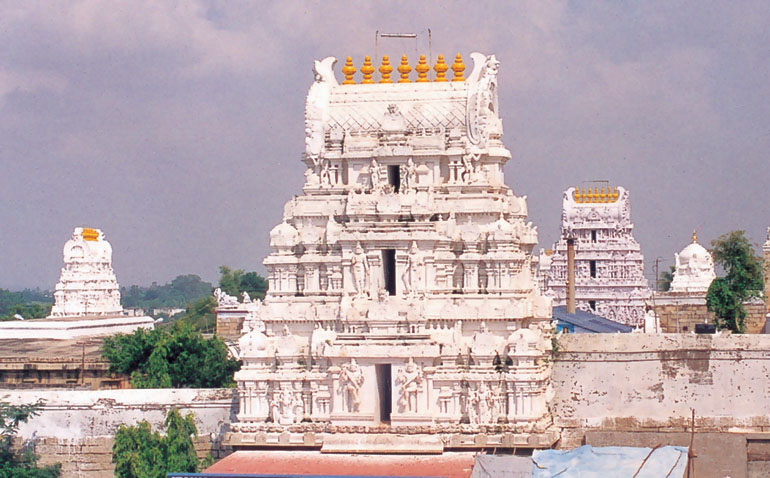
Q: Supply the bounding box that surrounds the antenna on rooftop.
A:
[375,29,432,79]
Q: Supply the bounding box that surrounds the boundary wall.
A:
[4,388,236,478]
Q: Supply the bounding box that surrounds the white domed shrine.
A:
[225,52,557,452]
[669,231,716,294]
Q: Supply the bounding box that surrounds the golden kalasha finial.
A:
[415,54,430,82]
[612,186,619,201]
[397,54,411,83]
[582,187,587,203]
[600,187,607,203]
[342,56,356,85]
[379,55,393,83]
[360,56,375,84]
[434,54,448,82]
[451,53,465,81]
[574,187,582,203]
[588,187,596,202]
[692,230,697,243]
[81,228,99,241]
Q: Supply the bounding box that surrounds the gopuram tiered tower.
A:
[227,52,556,452]
[542,185,651,326]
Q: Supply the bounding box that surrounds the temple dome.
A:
[269,220,299,249]
[670,232,715,294]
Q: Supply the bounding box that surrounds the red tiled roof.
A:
[205,451,476,478]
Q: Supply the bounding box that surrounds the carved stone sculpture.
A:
[339,359,364,413]
[396,358,424,413]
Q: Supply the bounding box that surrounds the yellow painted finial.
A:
[612,186,619,201]
[451,53,465,81]
[81,228,99,241]
[434,54,448,82]
[574,187,582,203]
[342,56,356,84]
[600,186,607,203]
[692,230,697,243]
[360,56,375,84]
[415,54,429,82]
[379,55,393,83]
[397,54,411,83]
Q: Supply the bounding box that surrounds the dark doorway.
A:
[589,260,597,278]
[383,249,396,295]
[376,364,392,423]
[387,165,400,192]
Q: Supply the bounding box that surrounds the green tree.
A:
[706,230,764,333]
[0,401,60,478]
[218,266,267,300]
[113,408,202,478]
[102,323,241,388]
[658,265,676,292]
[120,275,213,311]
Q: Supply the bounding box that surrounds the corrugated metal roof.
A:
[552,306,633,333]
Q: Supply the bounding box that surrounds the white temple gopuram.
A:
[0,227,153,340]
[225,52,557,452]
[49,227,123,317]
[541,185,651,326]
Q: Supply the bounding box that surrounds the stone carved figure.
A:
[320,158,332,187]
[214,288,238,307]
[339,359,365,413]
[242,291,251,304]
[396,357,424,413]
[351,242,370,296]
[401,157,417,192]
[401,242,420,295]
[461,151,481,183]
[369,159,381,192]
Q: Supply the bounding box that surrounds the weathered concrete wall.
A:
[4,388,237,478]
[553,334,770,477]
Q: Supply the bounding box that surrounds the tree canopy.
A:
[706,230,764,333]
[658,265,676,292]
[102,323,241,388]
[120,274,213,311]
[0,289,52,321]
[0,401,60,478]
[112,408,205,478]
[218,266,268,300]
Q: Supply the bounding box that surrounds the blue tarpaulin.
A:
[532,445,688,478]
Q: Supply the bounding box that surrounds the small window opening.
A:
[383,249,396,296]
[591,230,597,242]
[588,300,596,311]
[590,260,597,278]
[387,165,400,193]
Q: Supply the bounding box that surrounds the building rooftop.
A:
[553,306,633,333]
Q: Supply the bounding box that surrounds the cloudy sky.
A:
[1,1,769,290]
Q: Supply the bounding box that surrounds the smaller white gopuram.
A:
[49,227,123,318]
[0,227,153,340]
[669,231,716,294]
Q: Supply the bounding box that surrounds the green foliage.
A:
[0,401,60,478]
[121,275,213,311]
[112,408,202,478]
[706,230,764,333]
[658,265,676,292]
[102,322,241,388]
[218,266,267,300]
[174,296,216,333]
[0,289,52,321]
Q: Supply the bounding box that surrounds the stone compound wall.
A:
[653,298,766,334]
[3,388,236,478]
[553,333,770,478]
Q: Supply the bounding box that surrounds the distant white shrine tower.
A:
[542,185,651,326]
[49,227,123,318]
[226,52,557,452]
